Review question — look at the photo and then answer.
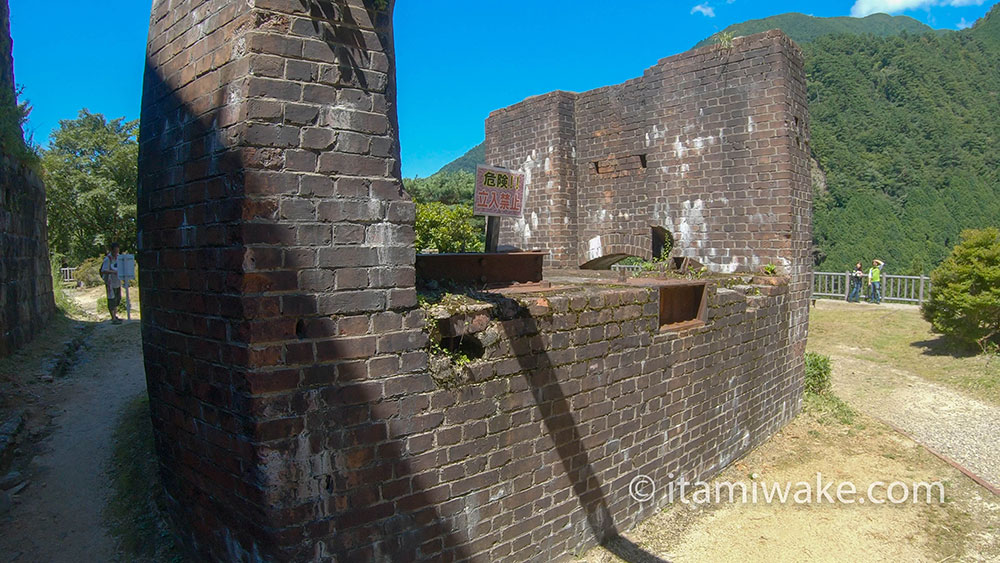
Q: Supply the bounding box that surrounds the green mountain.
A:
[969,1,1000,48]
[436,142,485,174]
[693,12,941,49]
[430,6,1000,274]
[806,10,1000,273]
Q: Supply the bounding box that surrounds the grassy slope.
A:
[807,302,1000,405]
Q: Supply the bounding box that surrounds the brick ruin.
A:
[0,0,54,358]
[137,1,810,561]
[487,30,812,349]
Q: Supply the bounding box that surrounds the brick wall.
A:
[0,0,55,358]
[486,31,811,273]
[0,158,54,358]
[139,2,806,560]
[486,28,812,387]
[411,281,800,561]
[138,0,423,557]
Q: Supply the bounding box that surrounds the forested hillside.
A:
[692,12,938,49]
[807,7,1000,272]
[436,143,484,175]
[412,7,1000,273]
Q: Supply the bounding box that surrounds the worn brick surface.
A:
[0,0,54,358]
[139,2,808,561]
[486,30,812,354]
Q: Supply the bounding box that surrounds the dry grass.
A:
[807,300,1000,406]
[581,402,1000,562]
[105,394,186,562]
[580,300,1000,562]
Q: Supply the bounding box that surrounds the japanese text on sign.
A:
[474,165,526,217]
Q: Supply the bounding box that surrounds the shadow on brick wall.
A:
[137,61,477,560]
[140,0,669,558]
[500,303,667,563]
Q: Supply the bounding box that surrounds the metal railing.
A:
[812,271,931,305]
[610,264,642,274]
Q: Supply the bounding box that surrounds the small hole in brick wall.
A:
[592,161,602,174]
[639,154,647,168]
[439,335,485,361]
[295,319,306,339]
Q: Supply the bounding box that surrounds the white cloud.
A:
[850,0,985,17]
[691,3,716,17]
[956,16,974,28]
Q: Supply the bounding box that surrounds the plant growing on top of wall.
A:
[714,31,736,49]
[0,85,39,169]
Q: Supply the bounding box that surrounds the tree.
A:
[921,228,1000,353]
[403,171,475,204]
[415,202,484,253]
[42,110,138,264]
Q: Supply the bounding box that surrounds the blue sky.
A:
[10,0,998,178]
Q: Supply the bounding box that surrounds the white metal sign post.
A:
[117,254,136,320]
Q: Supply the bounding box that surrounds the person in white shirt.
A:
[100,242,123,324]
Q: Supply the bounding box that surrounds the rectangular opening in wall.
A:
[659,282,707,330]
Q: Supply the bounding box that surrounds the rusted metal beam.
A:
[416,251,545,284]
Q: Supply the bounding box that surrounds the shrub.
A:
[76,256,105,287]
[921,227,1000,352]
[50,259,77,314]
[415,202,484,253]
[804,352,832,394]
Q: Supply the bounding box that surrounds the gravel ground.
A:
[832,354,1000,491]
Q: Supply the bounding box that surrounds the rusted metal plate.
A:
[416,251,545,284]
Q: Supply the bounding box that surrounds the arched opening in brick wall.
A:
[578,226,676,269]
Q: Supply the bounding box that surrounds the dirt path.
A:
[807,300,1000,491]
[830,350,1000,491]
[580,301,1000,562]
[581,399,1000,562]
[0,294,147,562]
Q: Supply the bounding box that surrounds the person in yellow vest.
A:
[867,259,884,304]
